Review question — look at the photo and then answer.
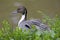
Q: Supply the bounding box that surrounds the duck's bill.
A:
[12,10,18,14]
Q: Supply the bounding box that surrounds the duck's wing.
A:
[26,19,50,31]
[25,19,41,26]
[21,19,50,31]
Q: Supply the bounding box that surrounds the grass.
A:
[0,15,60,40]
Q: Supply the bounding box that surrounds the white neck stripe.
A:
[18,14,25,26]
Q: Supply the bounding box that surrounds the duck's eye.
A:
[17,8,21,10]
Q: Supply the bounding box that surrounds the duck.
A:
[12,6,50,31]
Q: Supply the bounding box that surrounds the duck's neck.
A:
[18,8,27,26]
[18,14,27,26]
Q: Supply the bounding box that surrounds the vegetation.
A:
[0,15,60,40]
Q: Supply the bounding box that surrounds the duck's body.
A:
[12,6,50,31]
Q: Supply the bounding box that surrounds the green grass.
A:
[0,15,60,40]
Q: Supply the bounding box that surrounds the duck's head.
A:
[12,6,27,15]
